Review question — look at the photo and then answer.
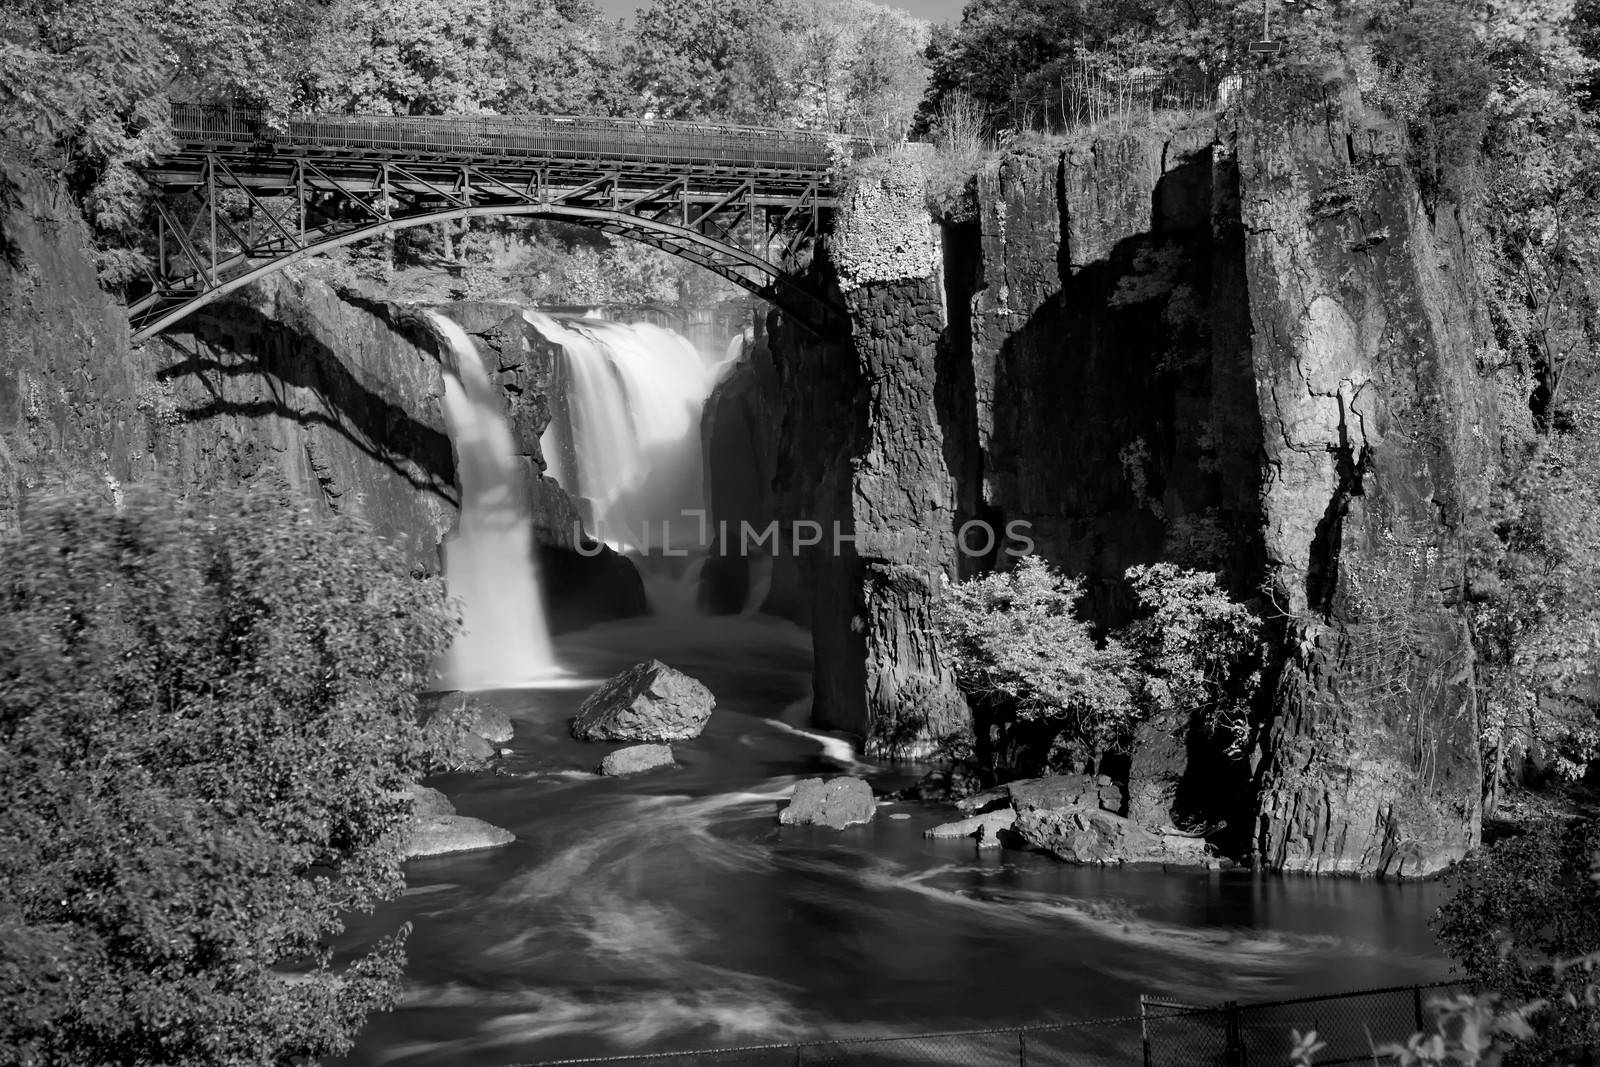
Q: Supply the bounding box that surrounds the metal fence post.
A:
[1413,986,1426,1034]
[794,1043,804,1065]
[1224,1001,1247,1067]
[1018,1029,1028,1067]
[1139,994,1153,1067]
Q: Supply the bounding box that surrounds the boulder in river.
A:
[571,660,716,742]
[597,744,676,776]
[1009,775,1212,868]
[780,776,876,830]
[924,810,1017,848]
[405,815,516,858]
[399,783,515,858]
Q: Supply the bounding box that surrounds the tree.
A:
[935,556,1137,756]
[935,556,1264,770]
[486,0,629,116]
[1120,563,1262,753]
[297,0,506,114]
[0,489,455,1066]
[627,0,803,121]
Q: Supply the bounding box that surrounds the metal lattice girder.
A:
[129,104,862,340]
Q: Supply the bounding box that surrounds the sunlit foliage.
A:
[0,490,454,1066]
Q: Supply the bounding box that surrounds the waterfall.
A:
[426,310,558,687]
[526,311,735,613]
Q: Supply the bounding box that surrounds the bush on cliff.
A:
[0,490,454,1066]
[934,556,1263,763]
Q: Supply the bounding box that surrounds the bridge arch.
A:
[128,104,855,342]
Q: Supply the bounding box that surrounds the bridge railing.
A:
[167,102,872,172]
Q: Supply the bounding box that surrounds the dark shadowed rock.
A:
[404,815,515,858]
[571,661,716,742]
[779,776,876,829]
[597,744,676,776]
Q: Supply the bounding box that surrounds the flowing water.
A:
[339,616,1451,1067]
[427,311,558,688]
[362,309,1452,1066]
[526,312,736,613]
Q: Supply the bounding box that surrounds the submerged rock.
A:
[925,810,1017,848]
[597,744,676,776]
[404,815,515,858]
[571,660,716,742]
[780,776,876,830]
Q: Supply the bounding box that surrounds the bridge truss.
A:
[128,104,859,341]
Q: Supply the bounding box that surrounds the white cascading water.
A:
[426,310,558,687]
[526,311,737,613]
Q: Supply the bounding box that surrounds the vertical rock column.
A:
[1235,74,1491,875]
[805,152,970,756]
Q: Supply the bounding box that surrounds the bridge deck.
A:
[169,104,862,183]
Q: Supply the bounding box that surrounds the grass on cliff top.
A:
[923,103,1217,220]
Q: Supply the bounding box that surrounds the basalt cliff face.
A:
[762,75,1511,874]
[0,168,640,630]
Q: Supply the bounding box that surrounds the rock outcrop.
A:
[571,660,716,742]
[779,776,877,830]
[1233,75,1493,877]
[1009,774,1213,868]
[597,744,677,776]
[766,152,970,758]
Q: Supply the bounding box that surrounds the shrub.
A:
[0,489,455,1066]
[935,556,1136,754]
[1120,563,1263,754]
[934,556,1263,761]
[1434,816,1600,1062]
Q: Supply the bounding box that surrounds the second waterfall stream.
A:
[526,310,739,613]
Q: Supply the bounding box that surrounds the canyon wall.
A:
[765,75,1504,873]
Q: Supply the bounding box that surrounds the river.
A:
[337,613,1451,1067]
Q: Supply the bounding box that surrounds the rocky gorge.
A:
[2,68,1513,880]
[708,70,1512,877]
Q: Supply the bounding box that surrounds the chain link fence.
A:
[512,983,1504,1067]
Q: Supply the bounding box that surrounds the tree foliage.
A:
[1434,818,1600,1062]
[0,490,455,1066]
[934,556,1263,758]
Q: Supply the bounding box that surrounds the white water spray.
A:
[526,311,737,612]
[427,310,557,687]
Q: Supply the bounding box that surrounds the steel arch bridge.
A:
[128,103,863,342]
